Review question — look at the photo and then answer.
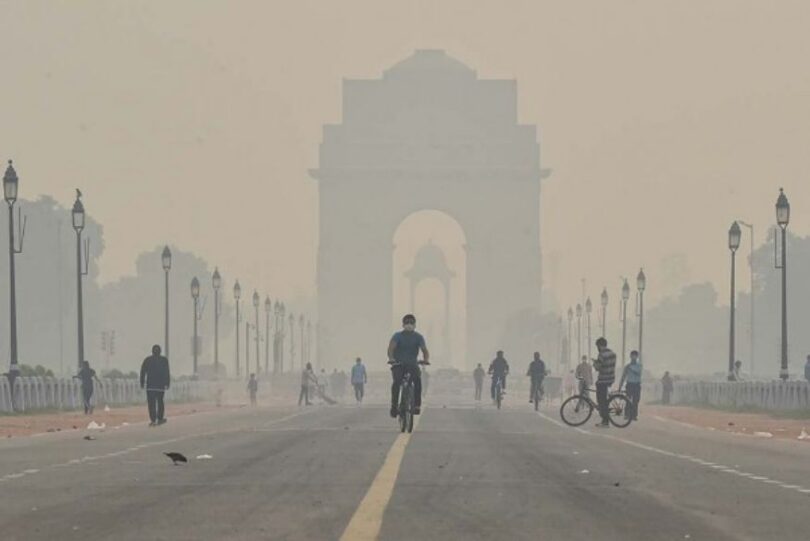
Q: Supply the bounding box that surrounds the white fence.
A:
[646,380,810,411]
[0,377,213,413]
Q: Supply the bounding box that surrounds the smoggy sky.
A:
[2,1,809,311]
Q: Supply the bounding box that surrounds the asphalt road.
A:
[1,394,808,540]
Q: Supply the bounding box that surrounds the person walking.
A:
[661,371,674,405]
[473,363,485,401]
[575,355,593,396]
[74,360,101,415]
[247,373,258,406]
[527,352,547,404]
[592,338,616,428]
[619,350,643,421]
[140,345,170,426]
[299,362,316,406]
[351,358,367,403]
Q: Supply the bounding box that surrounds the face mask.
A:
[404,323,415,331]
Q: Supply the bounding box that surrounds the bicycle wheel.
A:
[560,395,593,427]
[534,386,540,411]
[496,382,502,410]
[399,385,409,433]
[607,394,632,428]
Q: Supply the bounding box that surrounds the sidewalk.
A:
[647,404,810,443]
[0,402,225,438]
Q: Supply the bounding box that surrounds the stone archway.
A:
[311,50,548,369]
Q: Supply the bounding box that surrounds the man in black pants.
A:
[140,345,171,426]
[592,337,616,427]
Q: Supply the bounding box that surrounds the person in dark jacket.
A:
[140,344,170,426]
[74,360,101,415]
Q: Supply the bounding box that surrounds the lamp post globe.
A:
[622,279,630,301]
[161,245,172,271]
[253,291,260,308]
[601,288,608,308]
[72,198,85,232]
[729,221,742,252]
[191,277,200,299]
[776,188,790,228]
[3,160,18,203]
[233,281,241,301]
[212,268,222,291]
[636,268,646,292]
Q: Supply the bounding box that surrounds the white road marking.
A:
[537,411,810,497]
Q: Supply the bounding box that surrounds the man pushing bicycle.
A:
[388,314,430,417]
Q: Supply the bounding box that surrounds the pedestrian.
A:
[140,345,170,426]
[619,350,642,421]
[299,362,316,406]
[592,337,616,428]
[473,363,485,401]
[527,352,547,403]
[661,371,674,405]
[733,360,744,382]
[247,373,258,406]
[351,357,367,403]
[73,360,101,415]
[575,355,593,396]
[805,355,810,382]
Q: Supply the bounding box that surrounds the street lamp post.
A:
[728,221,741,381]
[264,296,271,374]
[738,221,755,376]
[253,291,260,375]
[234,280,241,378]
[575,304,583,363]
[566,307,573,369]
[212,268,222,375]
[3,161,25,390]
[636,269,646,360]
[621,279,630,370]
[585,297,593,359]
[299,314,305,369]
[600,288,608,338]
[289,313,295,371]
[162,246,172,359]
[279,302,286,372]
[72,190,89,369]
[307,319,313,367]
[190,277,200,375]
[775,188,790,380]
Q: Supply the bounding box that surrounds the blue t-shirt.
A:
[351,364,367,384]
[390,330,426,364]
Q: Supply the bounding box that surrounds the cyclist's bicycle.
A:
[391,360,429,433]
[531,378,545,411]
[560,378,632,428]
[492,374,506,410]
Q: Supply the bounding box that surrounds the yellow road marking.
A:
[340,416,419,541]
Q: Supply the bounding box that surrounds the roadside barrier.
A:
[646,380,810,411]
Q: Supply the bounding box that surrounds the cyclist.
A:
[593,337,616,428]
[488,350,510,402]
[527,352,547,404]
[388,314,430,417]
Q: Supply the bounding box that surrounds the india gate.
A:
[311,50,546,370]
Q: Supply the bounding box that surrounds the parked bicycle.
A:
[560,377,632,427]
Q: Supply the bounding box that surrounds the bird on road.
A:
[164,452,188,465]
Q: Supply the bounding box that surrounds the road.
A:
[1,394,809,540]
